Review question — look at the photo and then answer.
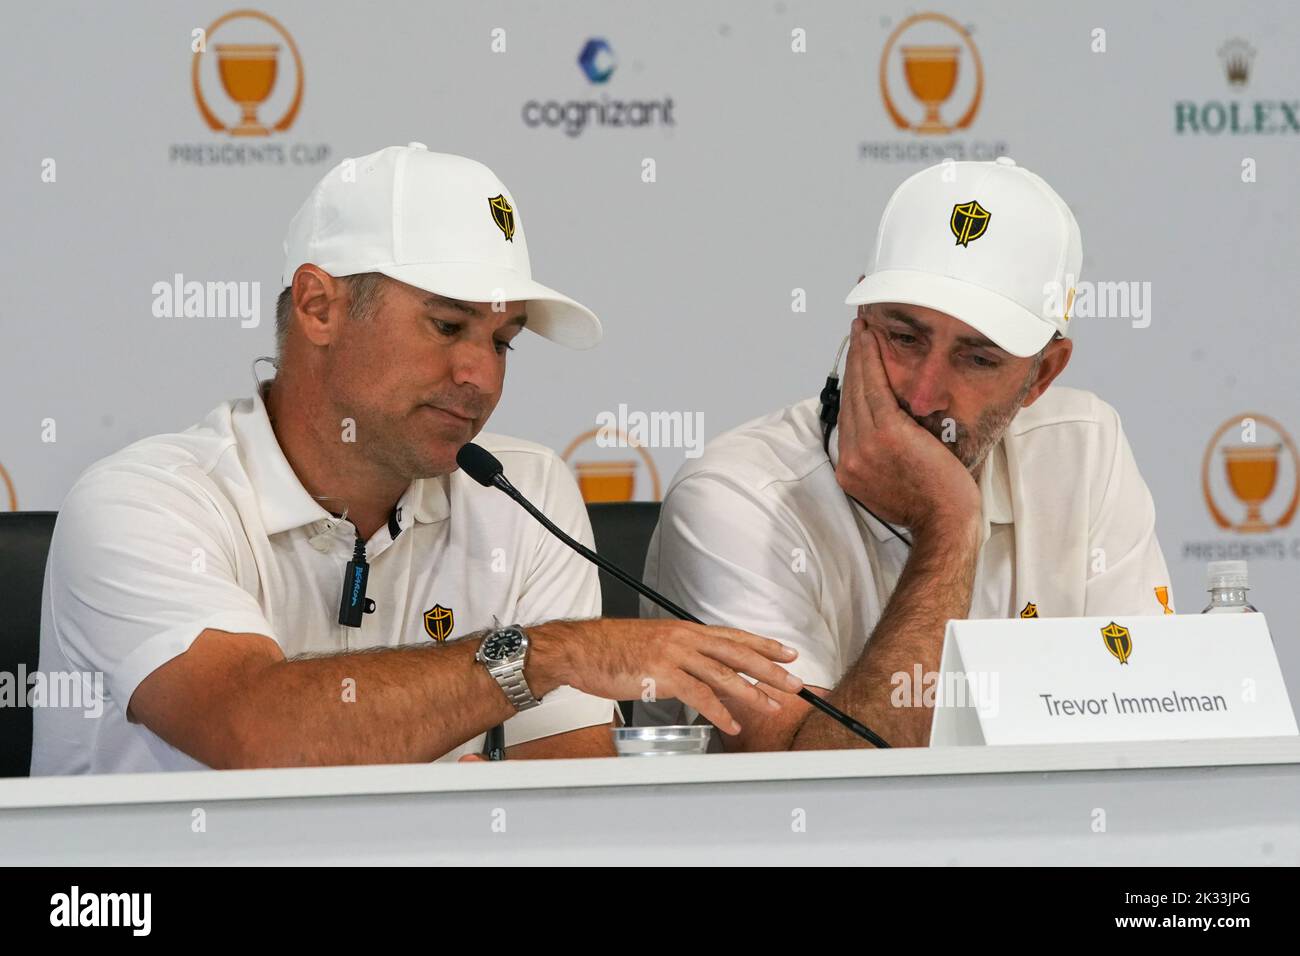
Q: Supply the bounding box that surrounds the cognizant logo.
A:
[578,37,616,83]
[522,38,676,137]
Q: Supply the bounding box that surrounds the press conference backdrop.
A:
[2,2,1298,698]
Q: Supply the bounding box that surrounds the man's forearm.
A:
[224,623,573,768]
[790,515,980,750]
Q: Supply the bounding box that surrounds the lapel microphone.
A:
[338,533,376,628]
[456,442,891,749]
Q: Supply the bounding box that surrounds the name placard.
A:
[929,614,1297,746]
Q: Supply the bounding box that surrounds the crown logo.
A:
[1218,38,1254,87]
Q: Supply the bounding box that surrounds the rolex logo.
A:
[1218,38,1254,88]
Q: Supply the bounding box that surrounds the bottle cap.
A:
[1207,560,1249,590]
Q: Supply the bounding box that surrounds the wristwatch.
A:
[475,624,541,711]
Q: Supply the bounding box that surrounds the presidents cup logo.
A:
[1202,413,1300,534]
[1184,413,1300,565]
[562,423,665,504]
[880,12,983,135]
[488,195,515,241]
[950,199,990,246]
[423,604,455,642]
[862,12,1006,163]
[172,9,330,166]
[1101,621,1133,665]
[192,10,303,136]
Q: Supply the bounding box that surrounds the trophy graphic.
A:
[900,45,961,133]
[574,461,638,503]
[215,43,280,136]
[562,427,663,504]
[1222,444,1281,532]
[879,13,983,135]
[192,11,304,137]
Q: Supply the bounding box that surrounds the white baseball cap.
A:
[281,143,602,349]
[844,157,1082,358]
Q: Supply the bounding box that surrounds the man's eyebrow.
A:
[879,308,930,335]
[880,307,1002,352]
[955,332,1000,351]
[424,294,479,316]
[424,294,527,326]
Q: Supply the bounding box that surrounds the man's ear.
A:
[1020,337,1072,408]
[290,265,343,348]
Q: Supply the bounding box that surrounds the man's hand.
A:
[835,317,980,530]
[525,619,802,736]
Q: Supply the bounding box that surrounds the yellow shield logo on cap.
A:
[423,604,455,642]
[1019,601,1039,619]
[488,194,515,242]
[950,200,990,247]
[1100,621,1132,665]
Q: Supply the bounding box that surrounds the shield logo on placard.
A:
[488,194,515,241]
[1101,621,1132,665]
[1019,601,1039,619]
[950,200,990,247]
[423,604,455,642]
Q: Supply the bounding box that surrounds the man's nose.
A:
[449,340,501,394]
[898,351,951,419]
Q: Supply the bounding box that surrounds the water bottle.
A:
[1200,560,1258,613]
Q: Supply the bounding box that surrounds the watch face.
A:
[483,629,523,662]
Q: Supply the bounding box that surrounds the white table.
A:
[1,737,1297,865]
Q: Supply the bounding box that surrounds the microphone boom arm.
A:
[487,471,892,750]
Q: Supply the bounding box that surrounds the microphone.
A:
[456,442,891,749]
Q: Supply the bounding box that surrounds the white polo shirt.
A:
[31,387,614,774]
[637,386,1173,723]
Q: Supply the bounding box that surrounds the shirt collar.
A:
[828,422,1014,547]
[232,386,332,536]
[231,384,451,536]
[401,474,451,528]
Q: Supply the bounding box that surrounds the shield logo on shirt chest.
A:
[423,604,455,642]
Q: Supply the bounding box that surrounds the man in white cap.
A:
[639,157,1174,750]
[32,144,801,773]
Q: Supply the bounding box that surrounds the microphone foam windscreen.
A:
[456,442,504,486]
